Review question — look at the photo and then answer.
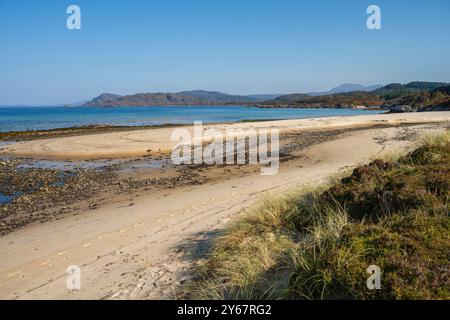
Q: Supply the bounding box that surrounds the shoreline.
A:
[0,124,391,235]
[0,106,383,139]
[0,119,287,142]
[0,112,449,160]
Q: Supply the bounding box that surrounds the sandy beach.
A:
[1,112,449,160]
[3,0,450,303]
[0,112,449,299]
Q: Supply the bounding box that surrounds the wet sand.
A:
[1,112,449,160]
[1,124,398,235]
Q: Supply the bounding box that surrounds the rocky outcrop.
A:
[388,105,417,113]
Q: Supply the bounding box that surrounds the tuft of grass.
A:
[419,130,450,149]
[372,149,408,164]
[185,192,307,299]
[182,130,450,300]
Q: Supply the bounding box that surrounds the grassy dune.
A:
[184,131,450,300]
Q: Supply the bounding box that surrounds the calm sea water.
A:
[0,106,382,132]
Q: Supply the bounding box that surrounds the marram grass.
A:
[181,130,450,300]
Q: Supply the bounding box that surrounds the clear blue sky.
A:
[1,0,449,105]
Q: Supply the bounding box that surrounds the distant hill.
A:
[85,92,205,107]
[83,85,384,107]
[85,93,123,107]
[261,83,384,107]
[433,84,450,95]
[177,90,257,103]
[308,83,383,96]
[82,82,449,111]
[261,81,449,110]
[264,91,383,108]
[372,82,447,99]
[270,93,312,104]
[246,94,283,100]
[83,90,261,107]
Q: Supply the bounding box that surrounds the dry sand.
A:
[1,112,449,160]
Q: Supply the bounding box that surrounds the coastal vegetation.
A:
[372,81,447,100]
[261,82,450,111]
[382,89,450,112]
[183,131,450,299]
[264,91,384,108]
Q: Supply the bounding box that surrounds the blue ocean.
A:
[0,106,382,132]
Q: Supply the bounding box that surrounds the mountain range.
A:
[81,82,449,111]
[82,84,383,107]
